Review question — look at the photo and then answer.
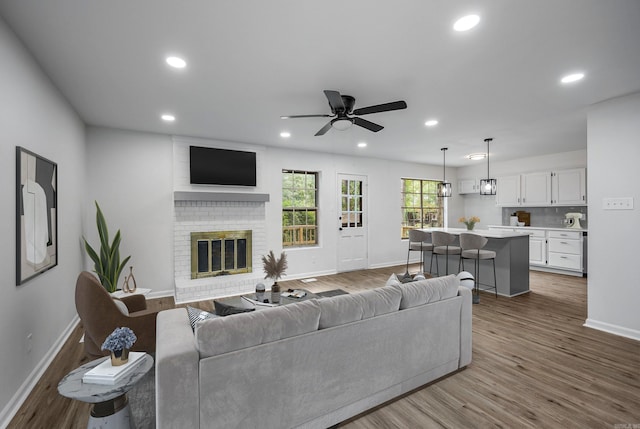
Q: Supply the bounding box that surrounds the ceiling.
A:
[1,0,639,166]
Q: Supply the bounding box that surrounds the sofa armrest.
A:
[156,308,200,429]
[457,286,472,367]
[120,294,147,313]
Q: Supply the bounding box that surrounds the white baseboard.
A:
[0,315,79,429]
[583,318,640,341]
[147,289,175,300]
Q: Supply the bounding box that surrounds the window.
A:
[282,170,318,247]
[401,178,444,238]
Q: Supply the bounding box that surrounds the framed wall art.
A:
[16,147,58,285]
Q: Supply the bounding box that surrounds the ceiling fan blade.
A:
[353,117,384,132]
[323,90,345,113]
[281,114,332,119]
[353,100,407,116]
[314,121,334,136]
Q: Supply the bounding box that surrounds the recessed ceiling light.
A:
[161,114,175,122]
[166,56,186,69]
[561,73,585,84]
[357,142,367,148]
[280,131,291,138]
[425,119,439,127]
[467,153,487,160]
[453,15,480,32]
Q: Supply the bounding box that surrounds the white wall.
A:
[262,147,462,277]
[456,149,587,228]
[85,127,174,297]
[0,17,86,424]
[585,92,640,340]
[84,128,462,288]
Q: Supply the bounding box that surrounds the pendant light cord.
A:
[485,138,493,179]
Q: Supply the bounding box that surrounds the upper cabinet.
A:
[495,175,521,205]
[522,171,552,205]
[496,168,586,207]
[552,168,586,205]
[458,178,479,194]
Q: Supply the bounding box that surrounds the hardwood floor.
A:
[8,268,640,428]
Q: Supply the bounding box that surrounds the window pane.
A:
[401,178,443,238]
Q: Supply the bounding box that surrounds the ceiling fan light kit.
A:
[479,138,497,195]
[281,90,407,136]
[437,147,452,198]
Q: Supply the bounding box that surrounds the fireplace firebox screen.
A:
[190,230,252,279]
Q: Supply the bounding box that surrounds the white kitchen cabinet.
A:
[547,230,583,271]
[496,168,586,207]
[551,168,586,205]
[458,178,478,194]
[488,226,585,276]
[496,175,521,206]
[521,172,552,206]
[527,229,547,266]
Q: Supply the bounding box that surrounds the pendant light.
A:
[437,147,452,197]
[479,138,496,195]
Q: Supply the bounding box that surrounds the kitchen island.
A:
[419,227,530,297]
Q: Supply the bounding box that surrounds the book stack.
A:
[82,352,146,385]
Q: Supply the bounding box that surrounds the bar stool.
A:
[403,230,433,278]
[459,232,497,303]
[431,231,461,276]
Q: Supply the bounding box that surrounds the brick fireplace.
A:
[174,198,267,303]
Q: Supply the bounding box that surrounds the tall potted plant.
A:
[84,201,131,293]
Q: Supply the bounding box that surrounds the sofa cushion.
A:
[318,294,364,329]
[398,274,459,309]
[195,299,321,358]
[356,286,402,319]
[318,286,401,329]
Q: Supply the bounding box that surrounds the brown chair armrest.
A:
[120,294,147,313]
[123,311,158,354]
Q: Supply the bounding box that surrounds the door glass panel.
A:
[341,180,364,229]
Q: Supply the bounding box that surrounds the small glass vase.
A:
[110,348,130,366]
[271,282,281,304]
[466,224,474,230]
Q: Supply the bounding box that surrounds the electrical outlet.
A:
[603,197,634,210]
[26,333,33,354]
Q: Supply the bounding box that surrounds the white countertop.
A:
[488,225,588,233]
[419,227,528,239]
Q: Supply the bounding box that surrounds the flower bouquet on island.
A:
[102,327,137,366]
[459,216,480,230]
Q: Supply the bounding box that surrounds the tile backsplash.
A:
[501,206,587,229]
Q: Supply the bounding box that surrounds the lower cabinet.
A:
[527,229,547,266]
[488,226,585,276]
[547,230,583,271]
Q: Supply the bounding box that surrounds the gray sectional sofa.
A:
[155,274,472,429]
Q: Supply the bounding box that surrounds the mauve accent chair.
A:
[75,271,158,359]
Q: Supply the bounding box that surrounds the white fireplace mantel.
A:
[174,191,270,202]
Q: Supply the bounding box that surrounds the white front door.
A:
[337,174,368,272]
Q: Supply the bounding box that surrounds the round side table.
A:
[58,354,153,429]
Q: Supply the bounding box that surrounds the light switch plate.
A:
[602,197,634,210]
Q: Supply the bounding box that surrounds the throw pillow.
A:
[186,306,217,331]
[113,298,129,316]
[385,273,401,287]
[213,300,255,317]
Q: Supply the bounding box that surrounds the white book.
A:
[82,352,146,385]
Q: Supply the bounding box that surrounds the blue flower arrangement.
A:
[101,327,137,352]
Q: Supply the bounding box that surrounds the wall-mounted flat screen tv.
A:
[190,146,257,186]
